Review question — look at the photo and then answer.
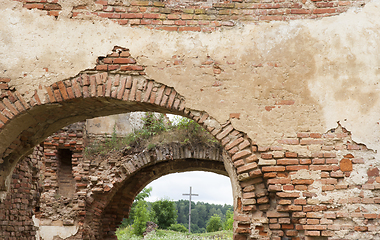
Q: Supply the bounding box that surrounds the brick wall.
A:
[3,118,380,239]
[39,122,87,236]
[2,45,380,239]
[0,147,42,240]
[233,124,380,239]
[19,0,366,32]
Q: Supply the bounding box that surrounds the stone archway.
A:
[0,46,268,239]
[84,143,230,239]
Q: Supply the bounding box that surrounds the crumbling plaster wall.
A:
[1,0,380,152]
[2,0,380,238]
[86,112,145,136]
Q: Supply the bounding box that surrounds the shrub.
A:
[168,223,188,233]
[206,214,223,233]
[132,201,150,236]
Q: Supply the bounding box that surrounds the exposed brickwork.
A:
[1,46,380,240]
[86,144,226,239]
[257,125,379,239]
[0,148,42,240]
[39,122,86,232]
[18,0,367,32]
[0,48,266,223]
[37,124,227,239]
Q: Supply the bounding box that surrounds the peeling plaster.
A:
[2,0,380,149]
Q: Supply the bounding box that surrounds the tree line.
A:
[120,187,234,236]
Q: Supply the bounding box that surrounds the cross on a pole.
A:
[182,186,198,233]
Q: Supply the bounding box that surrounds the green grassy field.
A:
[117,227,233,240]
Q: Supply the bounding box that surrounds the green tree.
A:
[132,200,150,236]
[121,187,152,227]
[223,209,233,230]
[151,199,178,229]
[206,214,223,232]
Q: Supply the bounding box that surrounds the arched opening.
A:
[0,46,267,240]
[84,141,235,239]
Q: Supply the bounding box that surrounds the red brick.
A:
[286,165,308,171]
[167,90,176,108]
[299,159,311,164]
[262,166,285,172]
[179,26,201,32]
[340,158,352,172]
[282,185,294,191]
[292,179,314,185]
[45,86,56,102]
[309,165,333,171]
[310,133,322,138]
[354,226,368,232]
[237,162,258,174]
[120,65,144,71]
[269,224,281,229]
[277,159,298,165]
[120,13,143,18]
[113,58,136,64]
[363,213,377,219]
[232,150,252,161]
[156,26,178,31]
[97,12,120,18]
[294,199,306,205]
[261,153,273,159]
[322,185,334,191]
[0,112,8,124]
[313,8,336,14]
[24,3,44,9]
[57,81,69,100]
[267,178,291,184]
[143,13,160,19]
[276,192,300,198]
[3,98,19,115]
[96,65,107,71]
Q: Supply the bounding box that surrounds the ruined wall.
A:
[31,119,229,239]
[36,122,86,240]
[0,148,42,240]
[85,112,146,137]
[2,0,380,239]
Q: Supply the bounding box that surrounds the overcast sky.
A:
[145,171,233,205]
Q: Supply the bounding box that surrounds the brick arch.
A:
[0,46,268,239]
[84,143,227,239]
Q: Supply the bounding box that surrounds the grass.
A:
[117,227,233,240]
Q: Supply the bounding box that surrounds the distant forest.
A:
[120,187,234,234]
[173,200,233,233]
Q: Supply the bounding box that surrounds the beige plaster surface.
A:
[33,216,79,240]
[1,0,380,152]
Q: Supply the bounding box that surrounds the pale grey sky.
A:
[145,171,233,205]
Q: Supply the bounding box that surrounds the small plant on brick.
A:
[84,112,219,156]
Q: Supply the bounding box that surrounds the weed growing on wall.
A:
[84,113,219,156]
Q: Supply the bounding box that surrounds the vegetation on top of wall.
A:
[84,113,218,157]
